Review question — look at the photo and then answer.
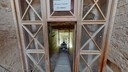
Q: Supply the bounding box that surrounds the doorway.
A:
[12,0,118,71]
[48,22,76,72]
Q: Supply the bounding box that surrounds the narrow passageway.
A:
[48,22,75,72]
[54,52,71,72]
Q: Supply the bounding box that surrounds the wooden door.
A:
[13,0,50,72]
[75,0,118,72]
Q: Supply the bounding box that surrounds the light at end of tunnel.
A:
[69,43,73,48]
[57,31,74,49]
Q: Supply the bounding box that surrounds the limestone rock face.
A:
[0,0,23,72]
[108,0,128,72]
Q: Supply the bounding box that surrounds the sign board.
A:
[53,0,71,11]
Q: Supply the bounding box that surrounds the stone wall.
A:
[0,0,23,72]
[108,0,128,72]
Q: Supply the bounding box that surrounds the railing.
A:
[0,65,13,72]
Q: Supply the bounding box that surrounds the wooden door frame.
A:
[74,0,118,72]
[100,0,119,71]
[11,0,51,72]
[11,0,118,72]
[47,21,77,72]
[46,0,78,22]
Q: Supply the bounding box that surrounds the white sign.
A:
[53,0,71,11]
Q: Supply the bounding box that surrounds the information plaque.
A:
[53,0,71,11]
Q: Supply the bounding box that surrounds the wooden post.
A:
[42,0,51,72]
[100,0,118,72]
[14,0,29,71]
[98,0,112,71]
[74,0,82,72]
[10,0,25,71]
